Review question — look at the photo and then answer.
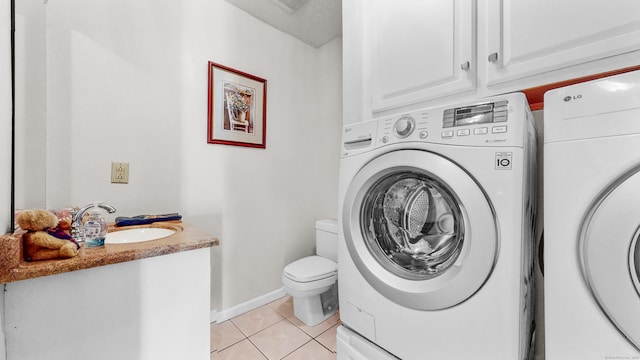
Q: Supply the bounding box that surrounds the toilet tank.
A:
[315,219,338,262]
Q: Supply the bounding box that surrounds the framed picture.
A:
[207,62,267,148]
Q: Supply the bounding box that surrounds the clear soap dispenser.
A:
[83,204,108,248]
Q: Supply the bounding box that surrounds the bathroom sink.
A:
[105,227,176,244]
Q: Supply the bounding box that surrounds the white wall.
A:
[1,1,12,358]
[38,0,341,313]
[178,0,341,312]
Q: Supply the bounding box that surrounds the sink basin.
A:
[105,228,176,244]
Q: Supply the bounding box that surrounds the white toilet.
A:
[282,219,339,327]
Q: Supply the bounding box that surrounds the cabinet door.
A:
[485,0,640,85]
[367,0,475,113]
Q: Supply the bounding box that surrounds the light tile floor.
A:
[210,295,339,360]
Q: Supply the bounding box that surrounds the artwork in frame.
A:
[207,62,267,148]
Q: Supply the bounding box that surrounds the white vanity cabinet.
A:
[343,0,640,122]
[484,0,640,85]
[4,248,211,360]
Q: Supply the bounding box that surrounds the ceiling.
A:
[224,0,342,48]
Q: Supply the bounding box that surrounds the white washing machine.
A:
[337,93,537,360]
[544,70,640,359]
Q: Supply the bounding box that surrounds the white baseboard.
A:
[212,287,287,323]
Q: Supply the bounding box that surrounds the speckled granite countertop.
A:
[0,221,219,284]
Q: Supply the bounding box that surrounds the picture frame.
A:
[207,62,267,148]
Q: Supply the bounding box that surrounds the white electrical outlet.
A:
[111,162,129,184]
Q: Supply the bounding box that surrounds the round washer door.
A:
[343,150,498,310]
[581,166,640,351]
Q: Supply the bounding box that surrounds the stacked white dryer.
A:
[544,70,640,359]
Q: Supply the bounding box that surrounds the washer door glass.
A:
[343,150,498,310]
[581,166,640,351]
[361,171,464,280]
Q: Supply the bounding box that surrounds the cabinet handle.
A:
[488,52,499,63]
[460,61,470,71]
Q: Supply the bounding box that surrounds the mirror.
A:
[14,0,47,211]
[13,0,184,217]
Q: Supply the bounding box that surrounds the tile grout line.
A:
[314,338,336,354]
[255,318,314,359]
[216,318,337,356]
[245,337,269,360]
[242,317,313,360]
[277,338,315,360]
[213,296,339,357]
[217,316,291,355]
[223,320,251,352]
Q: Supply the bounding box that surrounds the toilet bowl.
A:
[282,219,338,327]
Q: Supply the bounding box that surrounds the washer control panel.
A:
[443,100,508,128]
[342,93,528,157]
[373,94,527,148]
[438,100,511,141]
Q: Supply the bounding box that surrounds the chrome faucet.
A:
[71,203,117,242]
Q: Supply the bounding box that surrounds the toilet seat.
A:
[283,255,337,283]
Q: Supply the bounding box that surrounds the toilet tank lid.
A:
[315,219,338,233]
[284,256,337,282]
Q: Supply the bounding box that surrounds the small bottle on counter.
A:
[83,204,108,248]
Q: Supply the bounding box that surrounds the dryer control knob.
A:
[394,116,415,138]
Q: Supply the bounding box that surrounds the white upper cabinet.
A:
[343,0,640,123]
[366,0,475,113]
[484,0,640,85]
